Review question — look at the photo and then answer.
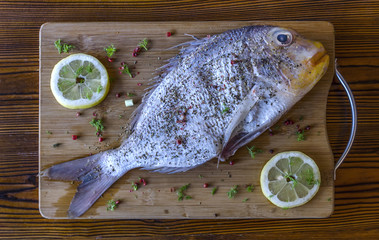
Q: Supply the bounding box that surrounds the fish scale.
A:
[42,25,329,218]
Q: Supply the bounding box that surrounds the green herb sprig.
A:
[106,199,120,211]
[247,146,263,159]
[138,38,148,51]
[246,184,254,192]
[90,118,104,135]
[104,44,117,58]
[227,185,238,199]
[211,187,218,195]
[177,184,191,201]
[54,39,74,54]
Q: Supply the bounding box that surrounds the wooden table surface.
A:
[0,0,378,239]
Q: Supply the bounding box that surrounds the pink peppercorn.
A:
[107,57,114,62]
[203,183,209,188]
[176,139,182,145]
[76,112,81,117]
[99,137,104,142]
[116,93,121,98]
[137,83,142,86]
[305,125,311,131]
[72,135,78,140]
[166,32,172,37]
[229,161,234,165]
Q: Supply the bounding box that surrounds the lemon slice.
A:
[260,151,321,208]
[50,53,109,109]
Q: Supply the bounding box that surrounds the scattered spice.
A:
[247,145,263,159]
[90,118,104,136]
[176,184,190,201]
[72,135,78,140]
[227,185,238,199]
[106,199,120,211]
[104,44,116,58]
[139,177,147,186]
[211,187,218,195]
[54,39,74,54]
[284,119,294,125]
[52,143,61,148]
[246,184,254,192]
[269,149,274,154]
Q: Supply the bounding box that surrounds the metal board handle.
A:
[334,59,357,180]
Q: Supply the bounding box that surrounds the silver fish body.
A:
[42,25,329,218]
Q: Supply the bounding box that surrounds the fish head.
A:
[264,27,330,94]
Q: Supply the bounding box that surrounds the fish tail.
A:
[41,152,127,218]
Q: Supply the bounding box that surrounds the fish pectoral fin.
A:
[222,85,260,148]
[67,174,119,219]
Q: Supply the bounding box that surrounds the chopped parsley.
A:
[85,64,93,73]
[54,39,74,54]
[285,174,298,189]
[247,145,263,159]
[296,131,305,141]
[227,185,238,199]
[177,184,191,201]
[75,66,84,77]
[211,187,218,195]
[120,64,132,77]
[96,85,103,93]
[246,184,254,192]
[89,118,104,135]
[104,44,117,58]
[106,199,120,211]
[46,130,52,134]
[138,38,148,51]
[242,198,249,202]
[126,92,136,97]
[305,169,319,185]
[221,104,229,114]
[132,182,138,191]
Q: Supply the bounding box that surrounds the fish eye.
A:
[274,31,293,46]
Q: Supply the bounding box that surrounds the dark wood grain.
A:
[0,0,378,239]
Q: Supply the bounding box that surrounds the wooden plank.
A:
[39,21,335,219]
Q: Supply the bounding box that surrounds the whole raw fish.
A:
[42,25,329,218]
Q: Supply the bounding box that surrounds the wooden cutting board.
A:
[39,21,335,219]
